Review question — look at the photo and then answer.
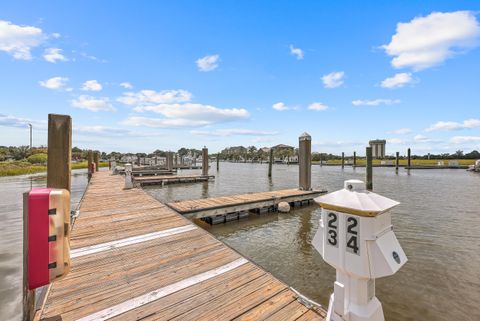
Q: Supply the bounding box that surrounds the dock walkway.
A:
[168,189,326,219]
[39,171,326,320]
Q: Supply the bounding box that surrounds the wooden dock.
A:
[38,172,326,320]
[167,189,326,219]
[134,174,215,186]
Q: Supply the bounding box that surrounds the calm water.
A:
[1,164,479,321]
[144,163,480,321]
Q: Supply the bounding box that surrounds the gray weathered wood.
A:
[341,152,345,169]
[395,151,399,171]
[47,114,71,192]
[268,148,273,177]
[366,146,373,191]
[299,133,311,190]
[407,148,411,168]
[202,147,208,176]
[94,152,99,172]
[353,151,357,166]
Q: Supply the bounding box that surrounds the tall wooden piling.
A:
[366,146,373,191]
[216,155,220,171]
[94,152,99,172]
[87,150,93,180]
[202,147,208,176]
[47,114,72,192]
[268,148,273,177]
[353,151,357,166]
[167,152,173,171]
[407,148,411,168]
[395,152,399,171]
[299,132,312,190]
[341,152,345,169]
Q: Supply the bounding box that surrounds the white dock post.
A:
[124,163,133,189]
[299,132,312,190]
[312,179,407,321]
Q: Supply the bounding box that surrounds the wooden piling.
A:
[202,147,208,176]
[167,152,173,171]
[299,132,312,190]
[395,152,399,171]
[366,146,373,191]
[353,151,357,166]
[341,152,345,169]
[216,154,220,171]
[407,148,411,168]
[47,114,72,192]
[87,150,93,181]
[93,152,99,172]
[268,148,273,177]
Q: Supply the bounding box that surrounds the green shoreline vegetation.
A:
[0,161,108,177]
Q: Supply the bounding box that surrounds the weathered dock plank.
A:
[167,189,326,219]
[133,174,215,186]
[38,172,325,321]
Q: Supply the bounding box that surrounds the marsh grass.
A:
[0,160,108,176]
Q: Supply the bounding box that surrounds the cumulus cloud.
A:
[449,136,480,144]
[71,95,115,112]
[308,102,328,111]
[81,80,102,91]
[272,102,289,111]
[0,113,46,129]
[43,48,68,63]
[120,82,133,89]
[118,89,192,106]
[381,73,415,88]
[191,129,279,137]
[289,45,304,60]
[425,118,480,132]
[321,71,345,88]
[352,99,401,106]
[382,11,480,71]
[388,128,412,135]
[196,54,220,71]
[0,20,46,60]
[119,88,248,128]
[414,134,431,142]
[39,76,69,90]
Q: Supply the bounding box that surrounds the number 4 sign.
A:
[346,215,360,255]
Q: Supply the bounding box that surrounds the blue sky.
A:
[1,1,479,155]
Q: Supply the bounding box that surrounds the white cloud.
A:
[414,134,431,142]
[352,99,401,106]
[321,71,345,88]
[426,119,480,132]
[289,45,304,60]
[81,80,102,92]
[387,138,406,144]
[0,113,46,129]
[39,76,68,90]
[190,129,278,137]
[71,95,115,112]
[120,82,133,89]
[118,89,192,106]
[272,102,290,111]
[449,136,480,144]
[196,54,220,72]
[0,20,46,60]
[381,73,415,88]
[308,102,329,111]
[43,48,68,63]
[122,116,210,128]
[133,103,249,123]
[388,128,412,135]
[382,11,480,70]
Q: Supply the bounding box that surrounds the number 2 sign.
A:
[346,215,360,255]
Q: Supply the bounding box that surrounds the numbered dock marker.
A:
[327,212,338,247]
[345,215,360,255]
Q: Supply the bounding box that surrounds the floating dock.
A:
[134,174,215,186]
[167,189,326,219]
[38,172,326,320]
[118,169,177,176]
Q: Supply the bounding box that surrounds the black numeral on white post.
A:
[327,212,338,247]
[346,216,360,255]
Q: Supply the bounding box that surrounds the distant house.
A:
[272,144,294,152]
